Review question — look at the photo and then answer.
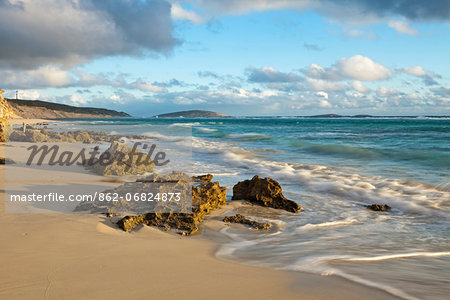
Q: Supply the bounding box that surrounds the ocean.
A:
[51,117,450,300]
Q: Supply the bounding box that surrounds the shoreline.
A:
[1,130,401,299]
[7,118,58,126]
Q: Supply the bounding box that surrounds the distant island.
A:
[156,110,229,118]
[6,99,130,119]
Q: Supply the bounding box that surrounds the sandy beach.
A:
[7,119,58,126]
[0,129,400,300]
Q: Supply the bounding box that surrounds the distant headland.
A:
[6,99,130,119]
[155,110,229,118]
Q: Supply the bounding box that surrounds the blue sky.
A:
[0,0,449,116]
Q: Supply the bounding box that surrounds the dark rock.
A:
[367,204,391,212]
[0,157,15,165]
[114,173,227,235]
[117,215,146,232]
[223,214,271,230]
[232,175,301,213]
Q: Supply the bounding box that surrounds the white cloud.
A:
[16,90,40,100]
[376,86,398,97]
[337,55,392,81]
[171,2,203,24]
[316,91,329,99]
[70,94,88,106]
[0,66,72,88]
[29,66,73,87]
[306,78,347,91]
[388,20,418,35]
[319,100,332,108]
[406,93,420,100]
[128,80,165,93]
[305,55,392,81]
[247,66,301,82]
[402,66,426,77]
[304,63,340,81]
[351,80,370,93]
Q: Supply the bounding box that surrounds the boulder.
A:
[91,141,154,176]
[117,215,146,232]
[366,204,391,212]
[223,214,271,230]
[232,175,301,213]
[9,129,53,142]
[0,157,15,165]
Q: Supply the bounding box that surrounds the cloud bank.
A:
[0,0,178,69]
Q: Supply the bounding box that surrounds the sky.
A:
[0,0,449,116]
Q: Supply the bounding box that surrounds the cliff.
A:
[6,99,130,119]
[156,110,229,118]
[0,90,20,119]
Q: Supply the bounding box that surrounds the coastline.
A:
[0,138,400,299]
[7,118,58,126]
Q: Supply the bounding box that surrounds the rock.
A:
[117,215,146,232]
[8,128,149,144]
[232,175,301,213]
[0,157,15,165]
[9,129,52,142]
[137,171,192,183]
[193,174,213,182]
[112,173,227,235]
[0,119,8,143]
[91,141,154,176]
[223,214,271,230]
[0,89,20,142]
[367,204,391,212]
[0,89,20,119]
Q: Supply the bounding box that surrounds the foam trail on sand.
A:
[340,251,450,262]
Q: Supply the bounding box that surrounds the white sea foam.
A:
[190,137,449,216]
[196,127,218,133]
[169,122,201,127]
[340,251,450,262]
[297,217,361,230]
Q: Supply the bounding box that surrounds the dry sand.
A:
[0,141,400,300]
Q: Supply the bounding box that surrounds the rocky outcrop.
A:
[113,173,227,235]
[366,204,391,212]
[223,214,271,230]
[232,175,301,213]
[1,89,19,142]
[8,129,147,143]
[91,141,154,176]
[0,89,20,120]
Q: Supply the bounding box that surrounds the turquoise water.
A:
[54,117,450,300]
